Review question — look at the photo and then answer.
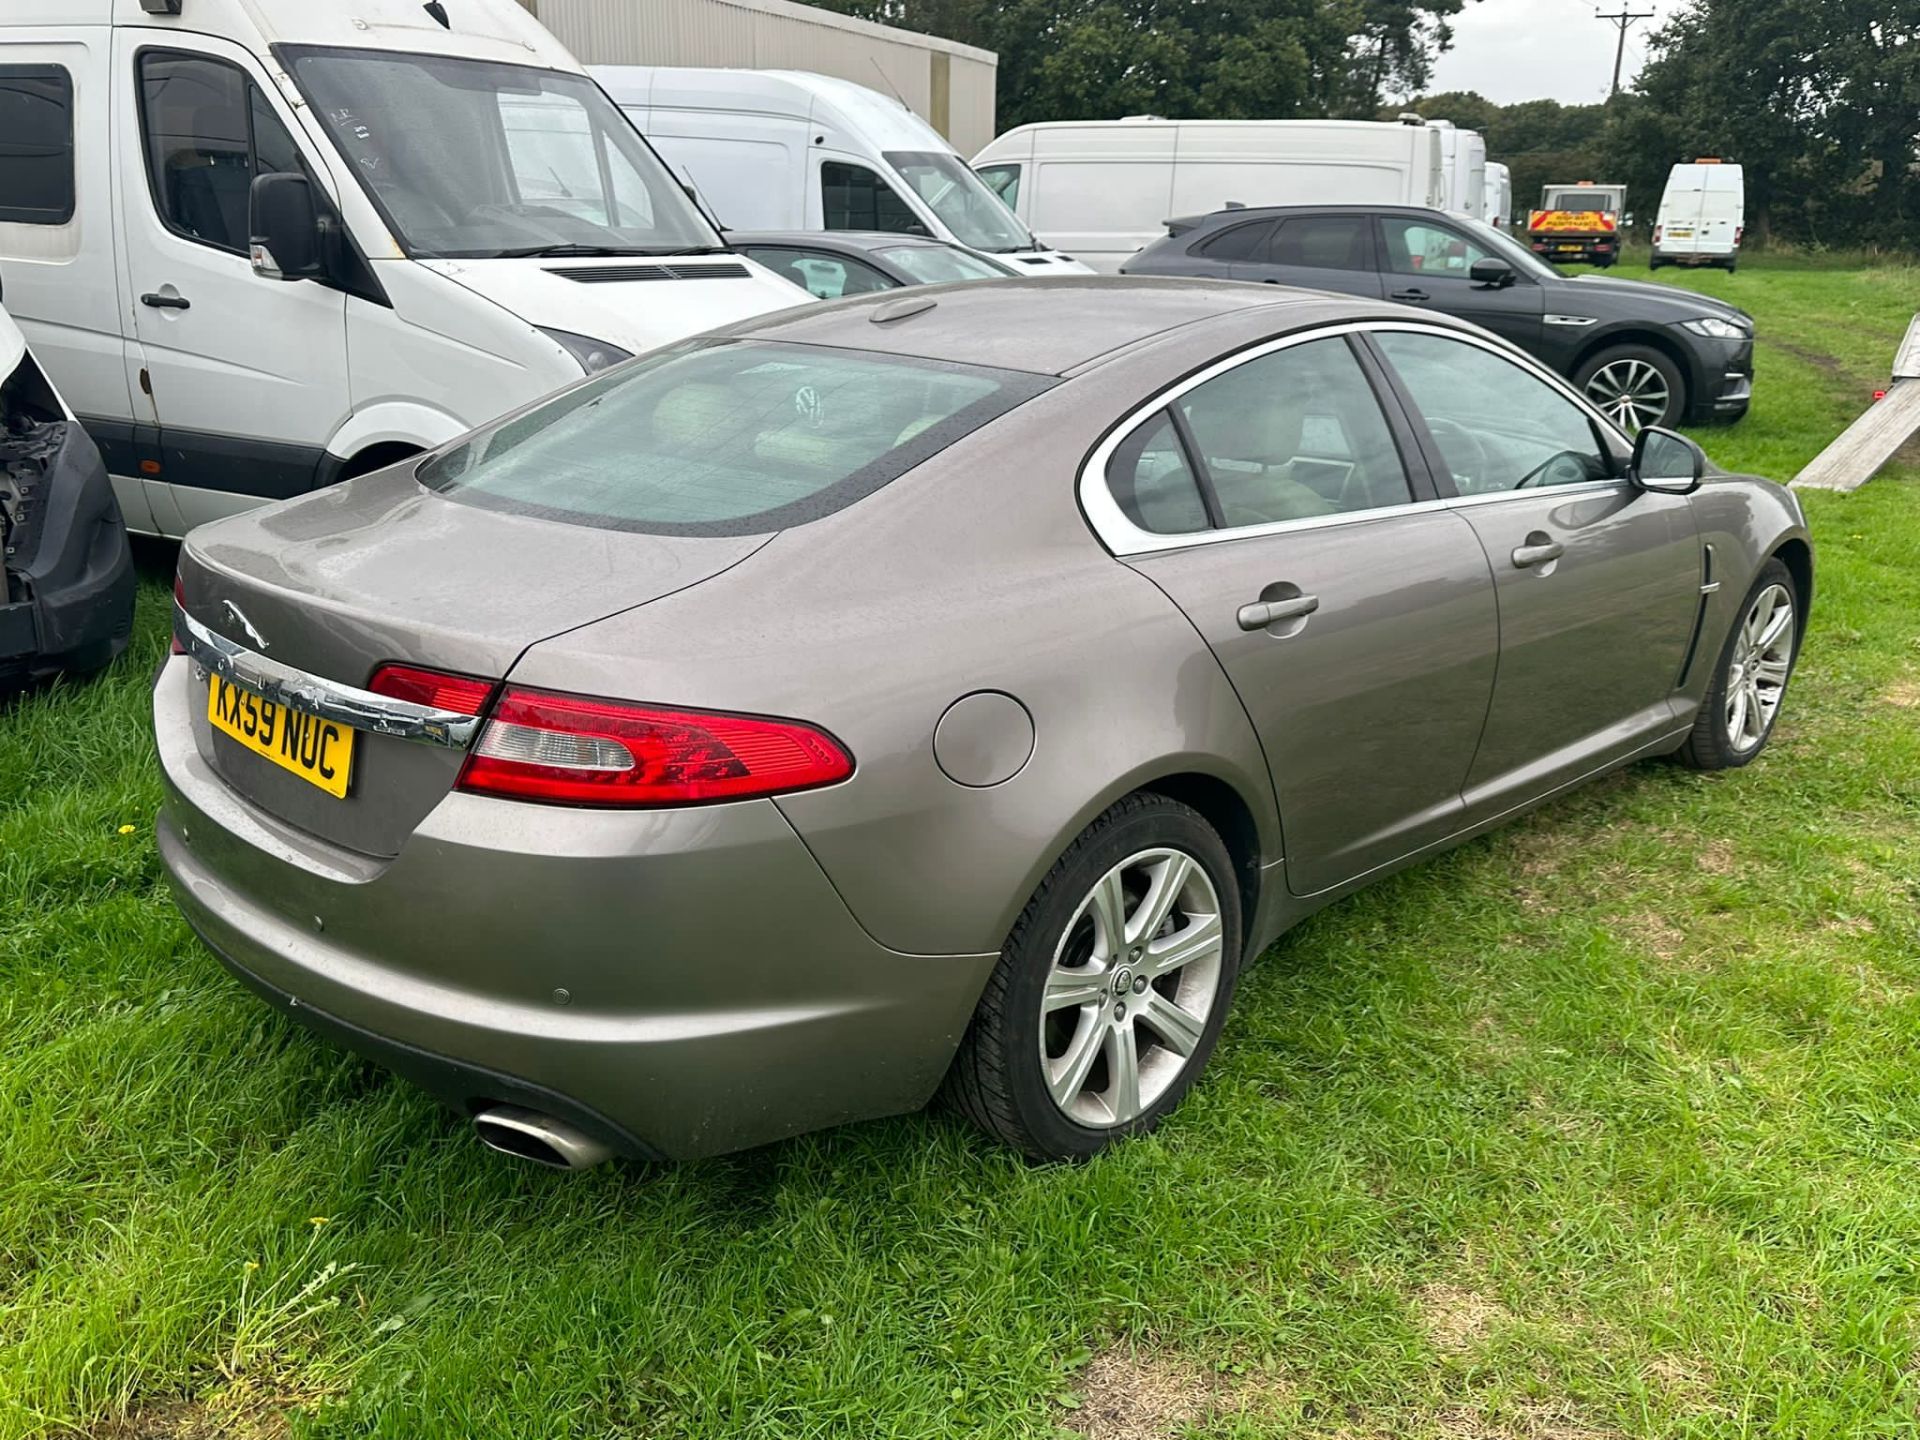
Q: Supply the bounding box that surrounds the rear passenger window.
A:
[0,64,76,226]
[1195,221,1273,261]
[1270,216,1367,270]
[137,51,305,254]
[1177,338,1413,526]
[1106,411,1209,536]
[822,161,928,236]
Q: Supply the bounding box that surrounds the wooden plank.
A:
[1793,378,1920,491]
[1897,314,1920,381]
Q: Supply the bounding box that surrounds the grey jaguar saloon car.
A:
[155,279,1811,1168]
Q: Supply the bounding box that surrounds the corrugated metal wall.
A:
[523,0,998,154]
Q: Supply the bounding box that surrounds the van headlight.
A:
[540,328,634,374]
[1681,316,1750,339]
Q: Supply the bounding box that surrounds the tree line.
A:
[1419,3,1920,248]
[801,0,1471,128]
[804,0,1919,250]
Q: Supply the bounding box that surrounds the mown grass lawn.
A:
[4,261,1920,1440]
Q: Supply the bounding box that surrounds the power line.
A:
[1596,6,1655,99]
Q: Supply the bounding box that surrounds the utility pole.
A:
[1597,6,1656,99]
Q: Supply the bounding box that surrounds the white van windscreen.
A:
[885,151,1034,253]
[282,47,721,259]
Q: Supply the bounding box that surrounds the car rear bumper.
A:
[152,656,997,1160]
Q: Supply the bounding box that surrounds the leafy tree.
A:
[1602,0,1920,247]
[800,0,1471,130]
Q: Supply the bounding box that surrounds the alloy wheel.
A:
[1038,848,1225,1128]
[1585,358,1672,433]
[1725,582,1795,751]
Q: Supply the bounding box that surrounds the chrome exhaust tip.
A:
[472,1105,614,1170]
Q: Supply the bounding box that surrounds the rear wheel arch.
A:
[1137,772,1264,949]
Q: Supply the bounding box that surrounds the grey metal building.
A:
[518,0,999,154]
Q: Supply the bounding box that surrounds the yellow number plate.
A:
[208,673,355,798]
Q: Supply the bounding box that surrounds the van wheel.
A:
[944,793,1242,1161]
[1576,345,1686,432]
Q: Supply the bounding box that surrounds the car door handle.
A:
[1237,593,1320,631]
[1511,540,1565,568]
[140,292,190,310]
[1389,287,1429,302]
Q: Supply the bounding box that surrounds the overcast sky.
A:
[1428,0,1691,105]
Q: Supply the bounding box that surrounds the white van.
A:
[1651,160,1745,272]
[594,67,1090,277]
[1427,119,1487,221]
[970,118,1446,273]
[1483,161,1513,229]
[0,0,808,539]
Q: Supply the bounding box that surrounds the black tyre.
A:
[1575,344,1688,431]
[944,793,1243,1161]
[1649,256,1666,271]
[1675,558,1800,770]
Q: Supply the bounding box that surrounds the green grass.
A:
[5,264,1920,1439]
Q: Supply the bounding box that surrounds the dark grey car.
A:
[154,280,1811,1167]
[1122,205,1755,432]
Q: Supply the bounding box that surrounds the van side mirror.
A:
[249,173,321,281]
[1629,424,1705,494]
[1470,257,1515,289]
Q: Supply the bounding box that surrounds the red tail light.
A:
[456,688,853,808]
[1734,226,1744,246]
[368,663,495,716]
[1653,225,1664,245]
[170,575,187,655]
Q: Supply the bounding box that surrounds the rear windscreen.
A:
[419,340,1051,535]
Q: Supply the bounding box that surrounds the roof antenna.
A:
[868,57,911,112]
[423,1,450,28]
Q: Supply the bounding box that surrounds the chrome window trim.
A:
[173,603,484,749]
[1079,319,1633,558]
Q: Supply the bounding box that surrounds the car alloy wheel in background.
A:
[1583,354,1675,433]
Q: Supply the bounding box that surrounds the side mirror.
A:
[1629,425,1706,494]
[1470,256,1515,289]
[249,173,321,281]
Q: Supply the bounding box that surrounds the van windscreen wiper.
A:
[490,244,736,259]
[489,244,654,259]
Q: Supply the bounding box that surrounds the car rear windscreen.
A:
[419,340,1051,536]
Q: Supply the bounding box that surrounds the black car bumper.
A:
[1684,335,1754,426]
[1,417,136,680]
